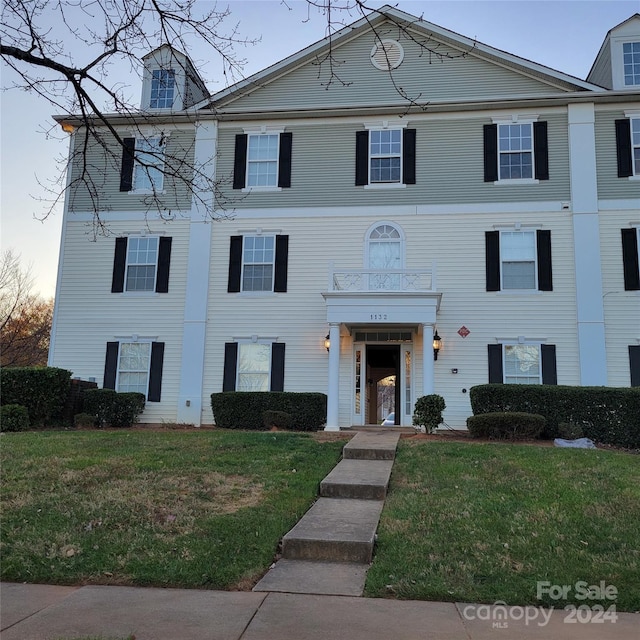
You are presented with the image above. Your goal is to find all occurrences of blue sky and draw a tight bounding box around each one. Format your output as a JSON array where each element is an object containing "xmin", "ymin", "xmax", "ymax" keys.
[{"xmin": 1, "ymin": 0, "xmax": 638, "ymax": 298}]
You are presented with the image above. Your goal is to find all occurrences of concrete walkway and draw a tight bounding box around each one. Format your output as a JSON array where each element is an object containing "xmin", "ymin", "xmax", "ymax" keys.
[
  {"xmin": 253, "ymin": 430, "xmax": 399, "ymax": 595},
  {"xmin": 2, "ymin": 582, "xmax": 638, "ymax": 639}
]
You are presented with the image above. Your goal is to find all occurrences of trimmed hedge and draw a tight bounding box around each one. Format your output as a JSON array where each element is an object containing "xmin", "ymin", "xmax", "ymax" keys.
[
  {"xmin": 467, "ymin": 411, "xmax": 546, "ymax": 440},
  {"xmin": 211, "ymin": 392, "xmax": 327, "ymax": 431},
  {"xmin": 0, "ymin": 404, "xmax": 30, "ymax": 432},
  {"xmin": 470, "ymin": 384, "xmax": 640, "ymax": 448},
  {"xmin": 0, "ymin": 367, "xmax": 71, "ymax": 427},
  {"xmin": 83, "ymin": 389, "xmax": 146, "ymax": 428}
]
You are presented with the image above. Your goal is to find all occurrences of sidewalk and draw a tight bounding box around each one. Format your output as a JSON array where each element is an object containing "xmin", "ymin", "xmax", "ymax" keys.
[{"xmin": 2, "ymin": 582, "xmax": 638, "ymax": 640}]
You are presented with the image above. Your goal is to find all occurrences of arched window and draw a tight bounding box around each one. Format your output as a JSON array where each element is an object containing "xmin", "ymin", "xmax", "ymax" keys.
[{"xmin": 366, "ymin": 222, "xmax": 405, "ymax": 290}]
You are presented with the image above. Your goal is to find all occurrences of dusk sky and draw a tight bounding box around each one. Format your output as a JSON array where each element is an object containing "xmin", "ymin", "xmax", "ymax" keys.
[{"xmin": 1, "ymin": 0, "xmax": 639, "ymax": 298}]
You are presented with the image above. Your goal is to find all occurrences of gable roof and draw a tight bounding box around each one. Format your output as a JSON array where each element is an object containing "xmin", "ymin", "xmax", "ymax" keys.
[{"xmin": 196, "ymin": 4, "xmax": 604, "ymax": 112}]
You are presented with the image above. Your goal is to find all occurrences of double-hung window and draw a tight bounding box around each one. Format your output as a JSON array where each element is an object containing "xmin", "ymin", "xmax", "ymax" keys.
[
  {"xmin": 111, "ymin": 236, "xmax": 172, "ymax": 293},
  {"xmin": 488, "ymin": 342, "xmax": 557, "ymax": 385},
  {"xmin": 355, "ymin": 126, "xmax": 416, "ymax": 186},
  {"xmin": 233, "ymin": 130, "xmax": 292, "ymax": 190},
  {"xmin": 247, "ymin": 134, "xmax": 279, "ymax": 187},
  {"xmin": 150, "ymin": 69, "xmax": 176, "ymax": 108},
  {"xmin": 223, "ymin": 341, "xmax": 286, "ymax": 392},
  {"xmin": 104, "ymin": 340, "xmax": 165, "ymax": 401},
  {"xmin": 125, "ymin": 237, "xmax": 158, "ymax": 292},
  {"xmin": 117, "ymin": 342, "xmax": 152, "ymax": 394},
  {"xmin": 227, "ymin": 235, "xmax": 289, "ymax": 293},
  {"xmin": 484, "ymin": 119, "xmax": 548, "ymax": 182},
  {"xmin": 242, "ymin": 235, "xmax": 275, "ymax": 292},
  {"xmin": 623, "ymin": 42, "xmax": 640, "ymax": 87},
  {"xmin": 500, "ymin": 231, "xmax": 537, "ymax": 290},
  {"xmin": 485, "ymin": 229, "xmax": 552, "ymax": 292},
  {"xmin": 498, "ymin": 124, "xmax": 533, "ymax": 180},
  {"xmin": 370, "ymin": 129, "xmax": 402, "ymax": 183},
  {"xmin": 119, "ymin": 135, "xmax": 166, "ymax": 193},
  {"xmin": 133, "ymin": 137, "xmax": 165, "ymax": 192}
]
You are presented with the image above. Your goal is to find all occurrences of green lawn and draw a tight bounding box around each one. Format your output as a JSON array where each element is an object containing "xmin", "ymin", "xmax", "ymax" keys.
[
  {"xmin": 0, "ymin": 430, "xmax": 344, "ymax": 589},
  {"xmin": 2, "ymin": 431, "xmax": 638, "ymax": 612},
  {"xmin": 366, "ymin": 440, "xmax": 640, "ymax": 611}
]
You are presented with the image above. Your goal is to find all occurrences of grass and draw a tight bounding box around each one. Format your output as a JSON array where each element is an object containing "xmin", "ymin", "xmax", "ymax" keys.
[
  {"xmin": 0, "ymin": 430, "xmax": 344, "ymax": 589},
  {"xmin": 365, "ymin": 440, "xmax": 640, "ymax": 611}
]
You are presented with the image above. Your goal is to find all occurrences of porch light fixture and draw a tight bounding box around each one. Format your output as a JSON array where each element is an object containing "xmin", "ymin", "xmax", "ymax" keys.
[
  {"xmin": 324, "ymin": 334, "xmax": 331, "ymax": 352},
  {"xmin": 433, "ymin": 331, "xmax": 442, "ymax": 361}
]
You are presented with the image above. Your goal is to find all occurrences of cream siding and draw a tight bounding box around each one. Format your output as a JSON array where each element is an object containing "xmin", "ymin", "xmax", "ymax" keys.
[
  {"xmin": 217, "ymin": 24, "xmax": 571, "ymax": 113},
  {"xmin": 600, "ymin": 212, "xmax": 640, "ymax": 386},
  {"xmin": 216, "ymin": 111, "xmax": 570, "ymax": 211},
  {"xmin": 588, "ymin": 43, "xmax": 613, "ymax": 89},
  {"xmin": 201, "ymin": 208, "xmax": 579, "ymax": 428},
  {"xmin": 49, "ymin": 218, "xmax": 191, "ymax": 423},
  {"xmin": 68, "ymin": 128, "xmax": 196, "ymax": 213}
]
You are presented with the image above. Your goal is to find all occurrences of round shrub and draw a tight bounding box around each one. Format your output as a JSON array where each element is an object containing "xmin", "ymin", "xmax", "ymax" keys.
[
  {"xmin": 0, "ymin": 404, "xmax": 30, "ymax": 432},
  {"xmin": 263, "ymin": 410, "xmax": 293, "ymax": 430},
  {"xmin": 467, "ymin": 411, "xmax": 545, "ymax": 440},
  {"xmin": 413, "ymin": 394, "xmax": 446, "ymax": 433},
  {"xmin": 74, "ymin": 412, "xmax": 97, "ymax": 428}
]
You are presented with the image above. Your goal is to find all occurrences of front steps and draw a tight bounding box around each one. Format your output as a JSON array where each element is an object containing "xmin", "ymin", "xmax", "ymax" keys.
[{"xmin": 253, "ymin": 431, "xmax": 400, "ymax": 596}]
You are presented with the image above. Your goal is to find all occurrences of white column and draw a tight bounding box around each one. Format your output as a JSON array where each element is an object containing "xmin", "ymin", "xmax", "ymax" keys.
[
  {"xmin": 422, "ymin": 324, "xmax": 435, "ymax": 396},
  {"xmin": 177, "ymin": 120, "xmax": 217, "ymax": 424},
  {"xmin": 325, "ymin": 323, "xmax": 341, "ymax": 431},
  {"xmin": 568, "ymin": 103, "xmax": 607, "ymax": 385}
]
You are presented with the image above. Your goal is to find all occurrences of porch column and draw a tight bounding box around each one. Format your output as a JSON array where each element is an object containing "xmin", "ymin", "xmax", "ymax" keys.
[
  {"xmin": 325, "ymin": 322, "xmax": 341, "ymax": 431},
  {"xmin": 422, "ymin": 323, "xmax": 435, "ymax": 396}
]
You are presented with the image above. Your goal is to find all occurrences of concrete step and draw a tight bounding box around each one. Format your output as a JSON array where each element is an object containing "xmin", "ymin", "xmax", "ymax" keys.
[
  {"xmin": 342, "ymin": 430, "xmax": 400, "ymax": 460},
  {"xmin": 281, "ymin": 498, "xmax": 383, "ymax": 563},
  {"xmin": 320, "ymin": 459, "xmax": 394, "ymax": 500},
  {"xmin": 253, "ymin": 560, "xmax": 368, "ymax": 596}
]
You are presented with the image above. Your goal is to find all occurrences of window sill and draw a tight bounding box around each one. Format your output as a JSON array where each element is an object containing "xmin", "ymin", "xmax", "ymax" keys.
[
  {"xmin": 364, "ymin": 183, "xmax": 407, "ymax": 190},
  {"xmin": 234, "ymin": 291, "xmax": 278, "ymax": 297},
  {"xmin": 129, "ymin": 189, "xmax": 166, "ymax": 195},
  {"xmin": 493, "ymin": 179, "xmax": 539, "ymax": 186},
  {"xmin": 496, "ymin": 289, "xmax": 544, "ymax": 295},
  {"xmin": 117, "ymin": 291, "xmax": 161, "ymax": 297},
  {"xmin": 241, "ymin": 186, "xmax": 283, "ymax": 193},
  {"xmin": 628, "ymin": 176, "xmax": 640, "ymax": 181}
]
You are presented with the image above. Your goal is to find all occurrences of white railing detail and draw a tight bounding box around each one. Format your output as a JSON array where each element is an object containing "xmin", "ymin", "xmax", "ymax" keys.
[{"xmin": 329, "ymin": 266, "xmax": 436, "ymax": 292}]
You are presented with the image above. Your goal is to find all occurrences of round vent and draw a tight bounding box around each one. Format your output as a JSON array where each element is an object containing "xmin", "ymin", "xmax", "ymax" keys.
[{"xmin": 370, "ymin": 40, "xmax": 404, "ymax": 70}]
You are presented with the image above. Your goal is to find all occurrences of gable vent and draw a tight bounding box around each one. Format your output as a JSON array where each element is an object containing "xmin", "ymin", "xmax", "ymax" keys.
[{"xmin": 370, "ymin": 40, "xmax": 404, "ymax": 70}]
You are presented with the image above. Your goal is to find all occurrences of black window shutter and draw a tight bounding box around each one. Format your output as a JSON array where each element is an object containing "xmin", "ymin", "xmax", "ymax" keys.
[
  {"xmin": 155, "ymin": 237, "xmax": 172, "ymax": 293},
  {"xmin": 111, "ymin": 237, "xmax": 127, "ymax": 293},
  {"xmin": 223, "ymin": 343, "xmax": 238, "ymax": 391},
  {"xmin": 104, "ymin": 342, "xmax": 119, "ymax": 390},
  {"xmin": 233, "ymin": 134, "xmax": 248, "ymax": 189},
  {"xmin": 629, "ymin": 345, "xmax": 640, "ymax": 387},
  {"xmin": 271, "ymin": 343, "xmax": 286, "ymax": 392},
  {"xmin": 483, "ymin": 124, "xmax": 498, "ymax": 182},
  {"xmin": 615, "ymin": 119, "xmax": 633, "ymax": 178},
  {"xmin": 119, "ymin": 138, "xmax": 135, "ymax": 192},
  {"xmin": 485, "ymin": 231, "xmax": 501, "ymax": 291},
  {"xmin": 536, "ymin": 230, "xmax": 553, "ymax": 291},
  {"xmin": 227, "ymin": 236, "xmax": 243, "ymax": 293},
  {"xmin": 278, "ymin": 132, "xmax": 292, "ymax": 188},
  {"xmin": 355, "ymin": 131, "xmax": 369, "ymax": 186},
  {"xmin": 622, "ymin": 228, "xmax": 640, "ymax": 291},
  {"xmin": 488, "ymin": 344, "xmax": 503, "ymax": 383},
  {"xmin": 274, "ymin": 235, "xmax": 289, "ymax": 293},
  {"xmin": 403, "ymin": 128, "xmax": 416, "ymax": 185},
  {"xmin": 541, "ymin": 344, "xmax": 557, "ymax": 385},
  {"xmin": 533, "ymin": 121, "xmax": 549, "ymax": 180},
  {"xmin": 148, "ymin": 342, "xmax": 165, "ymax": 402}
]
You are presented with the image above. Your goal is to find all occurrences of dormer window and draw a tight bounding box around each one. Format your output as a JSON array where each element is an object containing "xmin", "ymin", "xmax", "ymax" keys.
[
  {"xmin": 623, "ymin": 42, "xmax": 640, "ymax": 86},
  {"xmin": 150, "ymin": 69, "xmax": 175, "ymax": 108}
]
